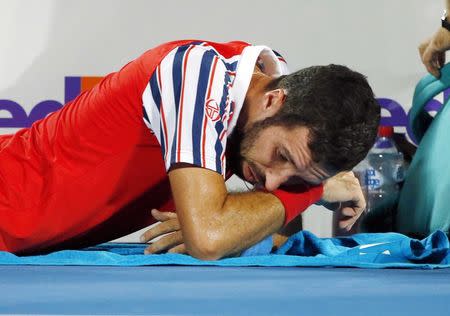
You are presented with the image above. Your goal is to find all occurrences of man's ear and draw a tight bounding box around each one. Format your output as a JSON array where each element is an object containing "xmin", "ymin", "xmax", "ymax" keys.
[{"xmin": 262, "ymin": 89, "xmax": 286, "ymax": 115}]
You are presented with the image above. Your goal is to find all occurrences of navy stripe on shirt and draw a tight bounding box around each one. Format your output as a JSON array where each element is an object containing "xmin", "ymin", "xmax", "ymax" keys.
[
  {"xmin": 170, "ymin": 44, "xmax": 191, "ymax": 165},
  {"xmin": 192, "ymin": 49, "xmax": 217, "ymax": 166},
  {"xmin": 213, "ymin": 71, "xmax": 231, "ymax": 173}
]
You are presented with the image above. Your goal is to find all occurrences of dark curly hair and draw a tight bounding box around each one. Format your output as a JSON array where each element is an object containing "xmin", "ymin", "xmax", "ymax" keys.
[{"xmin": 264, "ymin": 64, "xmax": 380, "ymax": 172}]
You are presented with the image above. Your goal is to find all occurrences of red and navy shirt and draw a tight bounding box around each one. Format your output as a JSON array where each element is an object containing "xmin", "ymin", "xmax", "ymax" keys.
[{"xmin": 142, "ymin": 41, "xmax": 288, "ymax": 177}]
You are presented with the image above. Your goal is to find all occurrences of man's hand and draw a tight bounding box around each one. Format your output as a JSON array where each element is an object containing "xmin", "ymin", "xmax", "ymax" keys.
[
  {"xmin": 419, "ymin": 28, "xmax": 450, "ymax": 78},
  {"xmin": 321, "ymin": 171, "xmax": 366, "ymax": 231},
  {"xmin": 140, "ymin": 209, "xmax": 186, "ymax": 255}
]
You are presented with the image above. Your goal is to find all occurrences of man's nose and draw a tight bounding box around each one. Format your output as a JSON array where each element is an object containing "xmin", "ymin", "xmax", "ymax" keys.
[{"xmin": 264, "ymin": 168, "xmax": 288, "ymax": 192}]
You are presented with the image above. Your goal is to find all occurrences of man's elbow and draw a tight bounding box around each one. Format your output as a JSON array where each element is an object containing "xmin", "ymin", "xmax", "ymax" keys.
[{"xmin": 184, "ymin": 232, "xmax": 224, "ymax": 261}]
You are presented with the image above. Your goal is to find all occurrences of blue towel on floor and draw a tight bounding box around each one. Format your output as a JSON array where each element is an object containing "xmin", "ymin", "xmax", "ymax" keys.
[{"xmin": 0, "ymin": 230, "xmax": 449, "ymax": 269}]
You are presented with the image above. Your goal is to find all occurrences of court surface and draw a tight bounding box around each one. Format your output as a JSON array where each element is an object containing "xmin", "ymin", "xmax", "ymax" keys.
[{"xmin": 1, "ymin": 265, "xmax": 450, "ymax": 315}]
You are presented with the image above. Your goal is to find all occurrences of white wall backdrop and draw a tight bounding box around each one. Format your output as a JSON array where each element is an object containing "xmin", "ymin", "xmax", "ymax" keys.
[{"xmin": 0, "ymin": 0, "xmax": 441, "ymax": 240}]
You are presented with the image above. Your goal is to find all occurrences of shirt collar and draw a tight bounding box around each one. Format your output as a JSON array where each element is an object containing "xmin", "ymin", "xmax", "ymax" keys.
[{"xmin": 228, "ymin": 45, "xmax": 288, "ymax": 134}]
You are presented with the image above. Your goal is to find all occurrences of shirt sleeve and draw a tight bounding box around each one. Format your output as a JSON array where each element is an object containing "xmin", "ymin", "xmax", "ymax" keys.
[{"xmin": 146, "ymin": 44, "xmax": 232, "ymax": 177}]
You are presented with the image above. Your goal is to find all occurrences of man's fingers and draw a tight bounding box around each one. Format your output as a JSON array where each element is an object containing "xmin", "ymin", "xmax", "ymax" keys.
[
  {"xmin": 349, "ymin": 178, "xmax": 366, "ymax": 215},
  {"xmin": 422, "ymin": 46, "xmax": 441, "ymax": 78},
  {"xmin": 427, "ymin": 61, "xmax": 441, "ymax": 78},
  {"xmin": 151, "ymin": 209, "xmax": 177, "ymax": 221},
  {"xmin": 438, "ymin": 52, "xmax": 446, "ymax": 68},
  {"xmin": 338, "ymin": 216, "xmax": 356, "ymax": 231},
  {"xmin": 338, "ymin": 186, "xmax": 365, "ymax": 217},
  {"xmin": 168, "ymin": 244, "xmax": 187, "ymax": 254},
  {"xmin": 418, "ymin": 40, "xmax": 429, "ymax": 60},
  {"xmin": 353, "ymin": 196, "xmax": 366, "ymax": 217},
  {"xmin": 140, "ymin": 219, "xmax": 180, "ymax": 243},
  {"xmin": 144, "ymin": 231, "xmax": 183, "ymax": 254},
  {"xmin": 338, "ymin": 206, "xmax": 364, "ymax": 231},
  {"xmin": 142, "ymin": 209, "xmax": 184, "ymax": 254},
  {"xmin": 340, "ymin": 206, "xmax": 356, "ymax": 218}
]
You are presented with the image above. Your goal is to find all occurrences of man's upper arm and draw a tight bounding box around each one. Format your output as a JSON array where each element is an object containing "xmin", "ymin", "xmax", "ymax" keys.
[{"xmin": 168, "ymin": 165, "xmax": 228, "ymax": 252}]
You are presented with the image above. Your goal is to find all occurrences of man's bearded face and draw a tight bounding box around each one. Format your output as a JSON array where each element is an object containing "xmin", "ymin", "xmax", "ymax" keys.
[{"xmin": 227, "ymin": 122, "xmax": 330, "ymax": 192}]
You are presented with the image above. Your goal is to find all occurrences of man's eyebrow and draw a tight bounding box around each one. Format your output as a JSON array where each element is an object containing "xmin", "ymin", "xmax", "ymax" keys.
[
  {"xmin": 283, "ymin": 146, "xmax": 325, "ymax": 183},
  {"xmin": 282, "ymin": 147, "xmax": 300, "ymax": 169}
]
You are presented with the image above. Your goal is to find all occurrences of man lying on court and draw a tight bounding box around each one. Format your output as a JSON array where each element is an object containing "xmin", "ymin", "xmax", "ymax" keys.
[{"xmin": 0, "ymin": 40, "xmax": 380, "ymax": 259}]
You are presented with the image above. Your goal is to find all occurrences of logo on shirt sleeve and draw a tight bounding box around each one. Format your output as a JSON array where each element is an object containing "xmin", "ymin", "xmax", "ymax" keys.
[{"xmin": 205, "ymin": 99, "xmax": 220, "ymax": 122}]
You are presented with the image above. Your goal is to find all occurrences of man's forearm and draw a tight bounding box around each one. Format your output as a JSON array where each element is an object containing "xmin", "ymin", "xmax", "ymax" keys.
[
  {"xmin": 168, "ymin": 166, "xmax": 324, "ymax": 260},
  {"xmin": 202, "ymin": 191, "xmax": 285, "ymax": 258},
  {"xmin": 169, "ymin": 166, "xmax": 287, "ymax": 260},
  {"xmin": 177, "ymin": 189, "xmax": 285, "ymax": 260}
]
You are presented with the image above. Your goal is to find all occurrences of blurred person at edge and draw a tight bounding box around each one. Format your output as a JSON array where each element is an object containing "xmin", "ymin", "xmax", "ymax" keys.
[
  {"xmin": 0, "ymin": 40, "xmax": 379, "ymax": 259},
  {"xmin": 420, "ymin": 0, "xmax": 450, "ymax": 77}
]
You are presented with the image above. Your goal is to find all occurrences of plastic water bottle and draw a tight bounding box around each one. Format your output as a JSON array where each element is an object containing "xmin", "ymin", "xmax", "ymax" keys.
[{"xmin": 356, "ymin": 126, "xmax": 405, "ymax": 232}]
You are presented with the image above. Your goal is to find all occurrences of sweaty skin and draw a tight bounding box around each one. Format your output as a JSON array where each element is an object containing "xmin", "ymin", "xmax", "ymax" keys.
[
  {"xmin": 167, "ymin": 166, "xmax": 285, "ymax": 260},
  {"xmin": 141, "ymin": 171, "xmax": 365, "ymax": 256}
]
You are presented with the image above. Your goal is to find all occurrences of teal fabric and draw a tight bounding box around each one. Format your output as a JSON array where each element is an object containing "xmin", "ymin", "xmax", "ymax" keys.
[
  {"xmin": 396, "ymin": 64, "xmax": 450, "ymax": 236},
  {"xmin": 0, "ymin": 230, "xmax": 449, "ymax": 269}
]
